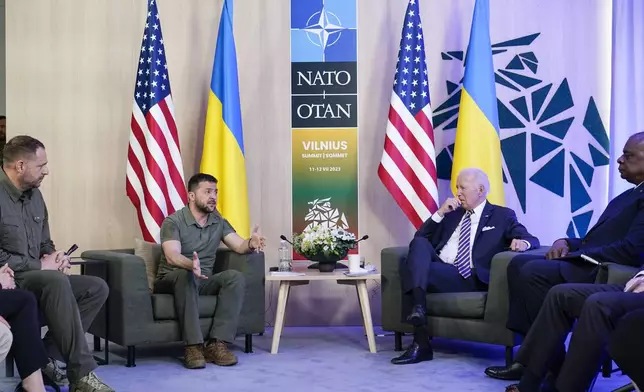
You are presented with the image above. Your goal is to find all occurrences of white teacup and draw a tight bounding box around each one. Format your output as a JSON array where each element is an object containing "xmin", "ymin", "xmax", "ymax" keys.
[{"xmin": 348, "ymin": 254, "xmax": 361, "ymax": 272}]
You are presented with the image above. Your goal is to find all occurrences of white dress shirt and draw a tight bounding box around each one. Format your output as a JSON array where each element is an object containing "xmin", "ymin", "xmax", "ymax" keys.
[{"xmin": 431, "ymin": 201, "xmax": 487, "ymax": 267}]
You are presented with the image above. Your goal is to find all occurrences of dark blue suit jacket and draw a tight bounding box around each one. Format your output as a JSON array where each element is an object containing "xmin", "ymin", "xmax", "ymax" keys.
[
  {"xmin": 415, "ymin": 202, "xmax": 539, "ymax": 284},
  {"xmin": 562, "ymin": 187, "xmax": 644, "ymax": 273}
]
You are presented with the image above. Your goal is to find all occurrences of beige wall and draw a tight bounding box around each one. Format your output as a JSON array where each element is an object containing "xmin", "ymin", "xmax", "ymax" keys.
[{"xmin": 5, "ymin": 0, "xmax": 452, "ymax": 326}]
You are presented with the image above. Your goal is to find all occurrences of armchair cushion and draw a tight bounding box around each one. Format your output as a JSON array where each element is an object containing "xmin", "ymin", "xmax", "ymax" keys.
[
  {"xmin": 427, "ymin": 292, "xmax": 487, "ymax": 319},
  {"xmin": 134, "ymin": 239, "xmax": 162, "ymax": 292},
  {"xmin": 151, "ymin": 294, "xmax": 218, "ymax": 320}
]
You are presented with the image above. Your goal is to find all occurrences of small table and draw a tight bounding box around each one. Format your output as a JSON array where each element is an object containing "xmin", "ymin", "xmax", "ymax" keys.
[
  {"xmin": 266, "ymin": 268, "xmax": 381, "ymax": 354},
  {"xmin": 71, "ymin": 258, "xmax": 109, "ymax": 365}
]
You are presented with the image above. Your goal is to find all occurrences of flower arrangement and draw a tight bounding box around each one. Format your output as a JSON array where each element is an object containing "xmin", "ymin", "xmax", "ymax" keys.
[{"xmin": 293, "ymin": 225, "xmax": 357, "ymax": 260}]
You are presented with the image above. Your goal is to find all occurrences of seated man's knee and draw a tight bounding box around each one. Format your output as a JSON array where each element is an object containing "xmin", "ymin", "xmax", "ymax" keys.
[
  {"xmin": 408, "ymin": 237, "xmax": 429, "ymax": 252},
  {"xmin": 42, "ymin": 271, "xmax": 73, "ymax": 293},
  {"xmin": 222, "ymin": 270, "xmax": 245, "ymax": 290},
  {"xmin": 517, "ymin": 259, "xmax": 550, "ymax": 281},
  {"xmin": 86, "ymin": 276, "xmax": 109, "ymax": 302},
  {"xmin": 581, "ymin": 292, "xmax": 615, "ymax": 317}
]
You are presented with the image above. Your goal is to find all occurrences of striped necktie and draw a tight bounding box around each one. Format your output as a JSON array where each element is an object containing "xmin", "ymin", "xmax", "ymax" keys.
[{"xmin": 454, "ymin": 210, "xmax": 473, "ymax": 279}]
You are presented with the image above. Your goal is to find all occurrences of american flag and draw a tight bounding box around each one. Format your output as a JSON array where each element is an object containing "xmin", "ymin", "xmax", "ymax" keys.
[
  {"xmin": 126, "ymin": 0, "xmax": 187, "ymax": 243},
  {"xmin": 378, "ymin": 0, "xmax": 438, "ymax": 229}
]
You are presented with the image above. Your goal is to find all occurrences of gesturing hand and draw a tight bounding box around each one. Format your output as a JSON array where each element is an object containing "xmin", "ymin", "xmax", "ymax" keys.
[
  {"xmin": 249, "ymin": 224, "xmax": 266, "ymax": 252},
  {"xmin": 0, "ymin": 265, "xmax": 15, "ymax": 289},
  {"xmin": 546, "ymin": 239, "xmax": 570, "ymax": 260},
  {"xmin": 192, "ymin": 251, "xmax": 208, "ymax": 280}
]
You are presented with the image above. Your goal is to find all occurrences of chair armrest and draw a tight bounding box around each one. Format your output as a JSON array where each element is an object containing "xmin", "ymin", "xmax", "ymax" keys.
[
  {"xmin": 595, "ymin": 262, "xmax": 640, "ymax": 285},
  {"xmin": 484, "ymin": 247, "xmax": 549, "ymax": 324},
  {"xmin": 80, "ymin": 250, "xmax": 155, "ymax": 345},
  {"xmin": 380, "ymin": 247, "xmax": 408, "ymax": 331},
  {"xmin": 214, "ymin": 249, "xmax": 265, "ymax": 334}
]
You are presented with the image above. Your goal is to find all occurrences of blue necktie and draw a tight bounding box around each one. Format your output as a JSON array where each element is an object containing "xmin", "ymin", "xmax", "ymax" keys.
[{"xmin": 454, "ymin": 210, "xmax": 473, "ymax": 279}]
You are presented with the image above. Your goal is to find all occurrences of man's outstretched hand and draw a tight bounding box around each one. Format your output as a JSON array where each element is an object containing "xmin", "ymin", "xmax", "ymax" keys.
[{"xmin": 192, "ymin": 251, "xmax": 208, "ymax": 280}]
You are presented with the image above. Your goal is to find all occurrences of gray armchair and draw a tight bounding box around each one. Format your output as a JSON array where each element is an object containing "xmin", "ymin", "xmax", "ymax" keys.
[
  {"xmin": 80, "ymin": 248, "xmax": 265, "ymax": 367},
  {"xmin": 382, "ymin": 245, "xmax": 641, "ymax": 368},
  {"xmin": 381, "ymin": 246, "xmax": 549, "ymax": 365}
]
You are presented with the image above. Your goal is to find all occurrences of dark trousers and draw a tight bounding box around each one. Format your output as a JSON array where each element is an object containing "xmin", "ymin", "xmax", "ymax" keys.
[
  {"xmin": 609, "ymin": 309, "xmax": 644, "ymax": 388},
  {"xmin": 15, "ymin": 271, "xmax": 109, "ymax": 383},
  {"xmin": 400, "ymin": 237, "xmax": 486, "ymax": 319},
  {"xmin": 154, "ymin": 268, "xmax": 245, "ymax": 345},
  {"xmin": 0, "ymin": 289, "xmax": 48, "ymax": 379},
  {"xmin": 506, "ymin": 257, "xmax": 596, "ymax": 336},
  {"xmin": 515, "ymin": 283, "xmax": 644, "ymax": 392}
]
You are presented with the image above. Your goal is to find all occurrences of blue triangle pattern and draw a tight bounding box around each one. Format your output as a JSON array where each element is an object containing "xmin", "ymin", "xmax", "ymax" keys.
[
  {"xmin": 573, "ymin": 210, "xmax": 594, "ymax": 237},
  {"xmin": 503, "ymin": 170, "xmax": 508, "ymax": 184},
  {"xmin": 433, "ymin": 108, "xmax": 459, "ymax": 129},
  {"xmin": 441, "ymin": 52, "xmax": 452, "ymax": 60},
  {"xmin": 448, "ymin": 143, "xmax": 455, "ymax": 155},
  {"xmin": 529, "ymin": 149, "xmax": 565, "ymax": 197},
  {"xmin": 507, "ymin": 55, "xmax": 524, "ymax": 70},
  {"xmin": 436, "ymin": 148, "xmax": 453, "ymax": 180},
  {"xmin": 570, "ymin": 164, "xmax": 592, "ymax": 213},
  {"xmin": 583, "ymin": 97, "xmax": 610, "ymax": 152},
  {"xmin": 510, "ymin": 96, "xmax": 530, "ymax": 121},
  {"xmin": 502, "ymin": 133, "xmax": 527, "ymax": 212},
  {"xmin": 498, "ymin": 99, "xmax": 525, "ymax": 129},
  {"xmin": 589, "ymin": 144, "xmax": 610, "ymax": 167},
  {"xmin": 540, "ymin": 117, "xmax": 574, "ymax": 140},
  {"xmin": 447, "ymin": 51, "xmax": 464, "ymax": 60},
  {"xmin": 495, "ymin": 73, "xmax": 520, "ymax": 92},
  {"xmin": 446, "ymin": 81, "xmax": 459, "ymax": 95},
  {"xmin": 531, "ymin": 84, "xmax": 552, "ymax": 120},
  {"xmin": 492, "ymin": 49, "xmax": 507, "ymax": 55},
  {"xmin": 498, "ymin": 69, "xmax": 542, "ymax": 89},
  {"xmin": 492, "ymin": 33, "xmax": 541, "ymax": 48},
  {"xmin": 523, "ymin": 59, "xmax": 538, "ymax": 74},
  {"xmin": 444, "ymin": 118, "xmax": 458, "ymax": 130},
  {"xmin": 571, "ymin": 152, "xmax": 594, "ymax": 186},
  {"xmin": 520, "ymin": 52, "xmax": 538, "ymax": 63},
  {"xmin": 566, "ymin": 221, "xmax": 576, "ymax": 238},
  {"xmin": 435, "ymin": 89, "xmax": 461, "ymax": 112},
  {"xmin": 531, "ymin": 134, "xmax": 562, "ymax": 161},
  {"xmin": 538, "ymin": 79, "xmax": 574, "ymax": 125}
]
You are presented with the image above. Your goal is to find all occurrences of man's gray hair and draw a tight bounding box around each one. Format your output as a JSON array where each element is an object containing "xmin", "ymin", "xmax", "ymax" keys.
[{"xmin": 458, "ymin": 168, "xmax": 490, "ymax": 195}]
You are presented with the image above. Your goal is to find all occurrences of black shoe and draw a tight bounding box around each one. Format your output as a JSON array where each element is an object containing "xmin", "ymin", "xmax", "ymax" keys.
[
  {"xmin": 406, "ymin": 305, "xmax": 427, "ymax": 325},
  {"xmin": 485, "ymin": 362, "xmax": 525, "ymax": 380},
  {"xmin": 390, "ymin": 341, "xmax": 433, "ymax": 365}
]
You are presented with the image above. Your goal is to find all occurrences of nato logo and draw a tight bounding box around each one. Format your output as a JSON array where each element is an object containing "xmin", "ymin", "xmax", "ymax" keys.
[{"xmin": 291, "ymin": 0, "xmax": 357, "ymax": 62}]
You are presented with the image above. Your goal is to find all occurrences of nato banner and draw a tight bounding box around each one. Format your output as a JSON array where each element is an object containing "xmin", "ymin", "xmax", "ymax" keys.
[{"xmin": 290, "ymin": 0, "xmax": 359, "ymax": 260}]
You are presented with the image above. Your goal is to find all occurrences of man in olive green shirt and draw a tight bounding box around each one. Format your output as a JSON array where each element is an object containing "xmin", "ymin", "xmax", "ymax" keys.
[
  {"xmin": 0, "ymin": 136, "xmax": 113, "ymax": 392},
  {"xmin": 154, "ymin": 173, "xmax": 266, "ymax": 369}
]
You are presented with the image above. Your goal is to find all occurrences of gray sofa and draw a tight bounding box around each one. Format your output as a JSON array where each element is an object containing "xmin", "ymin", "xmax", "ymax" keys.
[
  {"xmin": 381, "ymin": 246, "xmax": 550, "ymax": 365},
  {"xmin": 80, "ymin": 248, "xmax": 265, "ymax": 367},
  {"xmin": 382, "ymin": 244, "xmax": 641, "ymax": 368}
]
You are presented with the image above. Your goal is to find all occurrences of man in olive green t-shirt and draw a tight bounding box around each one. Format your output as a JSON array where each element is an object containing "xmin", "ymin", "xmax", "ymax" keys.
[{"xmin": 154, "ymin": 173, "xmax": 265, "ymax": 370}]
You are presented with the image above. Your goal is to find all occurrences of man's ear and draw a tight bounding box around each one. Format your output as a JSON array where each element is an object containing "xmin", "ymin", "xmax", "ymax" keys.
[{"xmin": 14, "ymin": 160, "xmax": 24, "ymax": 174}]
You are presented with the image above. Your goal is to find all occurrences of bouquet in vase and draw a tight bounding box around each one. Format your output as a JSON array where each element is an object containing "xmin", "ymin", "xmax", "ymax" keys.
[{"xmin": 292, "ymin": 225, "xmax": 357, "ymax": 262}]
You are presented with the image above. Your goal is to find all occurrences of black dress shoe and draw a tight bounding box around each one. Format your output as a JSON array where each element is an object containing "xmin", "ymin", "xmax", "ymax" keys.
[
  {"xmin": 485, "ymin": 362, "xmax": 525, "ymax": 380},
  {"xmin": 406, "ymin": 305, "xmax": 427, "ymax": 325},
  {"xmin": 390, "ymin": 341, "xmax": 433, "ymax": 365}
]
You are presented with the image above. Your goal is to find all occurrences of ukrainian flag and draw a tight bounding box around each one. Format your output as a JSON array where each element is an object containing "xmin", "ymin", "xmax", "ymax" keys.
[
  {"xmin": 200, "ymin": 0, "xmax": 250, "ymax": 237},
  {"xmin": 451, "ymin": 0, "xmax": 505, "ymax": 206}
]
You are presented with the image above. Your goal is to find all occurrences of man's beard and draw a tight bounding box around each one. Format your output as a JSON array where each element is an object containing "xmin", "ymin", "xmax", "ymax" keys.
[{"xmin": 195, "ymin": 200, "xmax": 216, "ymax": 214}]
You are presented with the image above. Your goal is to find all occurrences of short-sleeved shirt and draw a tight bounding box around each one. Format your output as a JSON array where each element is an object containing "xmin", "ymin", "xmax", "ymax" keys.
[
  {"xmin": 0, "ymin": 169, "xmax": 56, "ymax": 272},
  {"xmin": 156, "ymin": 206, "xmax": 235, "ymax": 279}
]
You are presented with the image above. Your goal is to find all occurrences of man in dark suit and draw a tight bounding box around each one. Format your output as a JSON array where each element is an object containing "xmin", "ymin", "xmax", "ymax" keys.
[
  {"xmin": 503, "ymin": 270, "xmax": 644, "ymax": 392},
  {"xmin": 486, "ymin": 132, "xmax": 644, "ymax": 381},
  {"xmin": 391, "ymin": 168, "xmax": 539, "ymax": 365}
]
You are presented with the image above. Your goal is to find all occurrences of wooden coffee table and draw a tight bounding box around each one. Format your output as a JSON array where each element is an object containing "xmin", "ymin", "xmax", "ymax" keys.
[{"xmin": 266, "ymin": 268, "xmax": 381, "ymax": 354}]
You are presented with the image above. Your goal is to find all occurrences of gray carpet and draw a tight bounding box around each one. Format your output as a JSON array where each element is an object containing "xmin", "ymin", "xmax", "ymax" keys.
[{"xmin": 0, "ymin": 327, "xmax": 633, "ymax": 391}]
